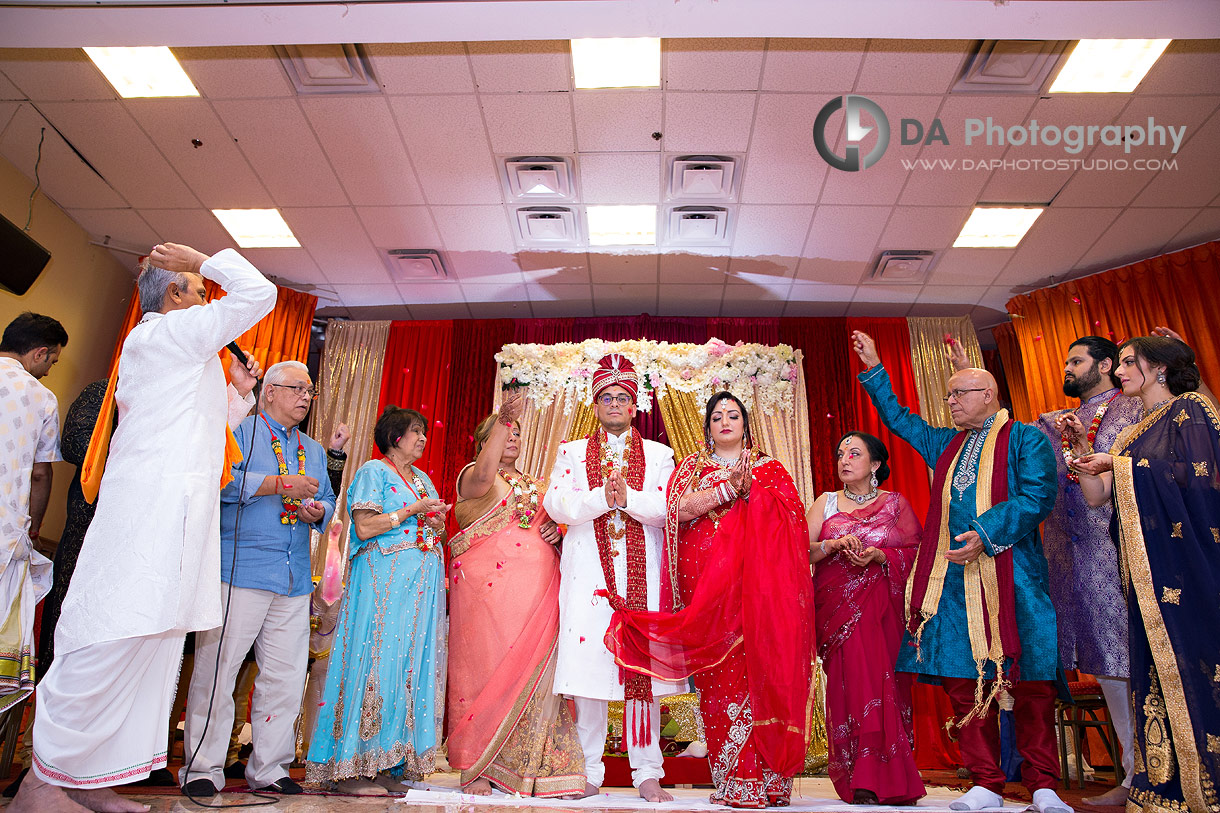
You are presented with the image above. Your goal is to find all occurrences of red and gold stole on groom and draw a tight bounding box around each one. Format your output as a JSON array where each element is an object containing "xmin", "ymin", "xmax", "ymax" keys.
[
  {"xmin": 906, "ymin": 408, "xmax": 1021, "ymax": 729},
  {"xmin": 587, "ymin": 426, "xmax": 656, "ymax": 744}
]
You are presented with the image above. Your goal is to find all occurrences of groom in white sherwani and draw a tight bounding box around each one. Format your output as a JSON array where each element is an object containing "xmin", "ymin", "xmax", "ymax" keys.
[{"xmin": 543, "ymin": 353, "xmax": 679, "ymax": 803}]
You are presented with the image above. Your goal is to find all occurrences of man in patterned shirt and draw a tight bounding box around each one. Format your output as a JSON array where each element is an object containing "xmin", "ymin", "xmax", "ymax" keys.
[{"xmin": 0, "ymin": 312, "xmax": 67, "ymax": 707}]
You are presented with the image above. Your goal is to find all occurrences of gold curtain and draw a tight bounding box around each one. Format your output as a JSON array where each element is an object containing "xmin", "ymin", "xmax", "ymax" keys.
[
  {"xmin": 906, "ymin": 316, "xmax": 985, "ymax": 429},
  {"xmin": 307, "ymin": 319, "xmax": 391, "ymax": 579},
  {"xmin": 493, "ymin": 386, "xmax": 581, "ymax": 482},
  {"xmin": 655, "ymin": 389, "xmax": 704, "ymax": 461},
  {"xmin": 565, "ymin": 400, "xmax": 599, "ymax": 444}
]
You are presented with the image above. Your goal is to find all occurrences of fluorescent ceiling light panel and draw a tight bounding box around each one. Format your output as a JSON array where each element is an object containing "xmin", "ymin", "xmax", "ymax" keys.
[
  {"xmin": 571, "ymin": 38, "xmax": 661, "ymax": 89},
  {"xmin": 212, "ymin": 209, "xmax": 300, "ymax": 248},
  {"xmin": 587, "ymin": 205, "xmax": 657, "ymax": 246},
  {"xmin": 1048, "ymin": 39, "xmax": 1171, "ymax": 93},
  {"xmin": 953, "ymin": 207, "xmax": 1044, "ymax": 248},
  {"xmin": 84, "ymin": 46, "xmax": 200, "ymax": 98}
]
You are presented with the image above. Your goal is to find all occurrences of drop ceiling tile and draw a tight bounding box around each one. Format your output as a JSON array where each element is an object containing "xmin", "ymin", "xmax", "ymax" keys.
[
  {"xmin": 530, "ymin": 288, "xmax": 595, "ymax": 317},
  {"xmin": 853, "ymin": 283, "xmax": 922, "ymax": 305},
  {"xmin": 174, "ymin": 46, "xmax": 294, "ymax": 99},
  {"xmin": 1136, "ymin": 39, "xmax": 1220, "ymax": 97},
  {"xmin": 468, "ymin": 300, "xmax": 532, "ymax": 318},
  {"xmin": 520, "ymin": 251, "xmax": 591, "ymax": 284},
  {"xmin": 480, "ymin": 93, "xmax": 575, "ymax": 155},
  {"xmin": 314, "ymin": 306, "xmax": 352, "ymax": 320},
  {"xmin": 1054, "ymin": 96, "xmax": 1219, "ymax": 209},
  {"xmin": 430, "ymin": 204, "xmax": 514, "ymax": 253},
  {"xmin": 300, "ymin": 96, "xmax": 424, "ymax": 206},
  {"xmin": 138, "ymin": 208, "xmax": 237, "ymax": 251},
  {"xmin": 592, "ymin": 283, "xmax": 657, "ymax": 316},
  {"xmin": 976, "ymin": 288, "xmax": 1015, "ymax": 315},
  {"xmin": 344, "ymin": 304, "xmax": 413, "ymax": 320},
  {"xmin": 663, "ymin": 92, "xmax": 755, "ymax": 154},
  {"xmin": 788, "ymin": 281, "xmax": 859, "ymax": 301},
  {"xmin": 0, "ymin": 71, "xmax": 23, "ymax": 100},
  {"xmin": 925, "ymin": 248, "xmax": 1013, "ymax": 286},
  {"xmin": 855, "ymin": 39, "xmax": 972, "ymax": 95},
  {"xmin": 397, "ymin": 280, "xmax": 466, "ymax": 304},
  {"xmin": 1074, "ymin": 207, "xmax": 1201, "ymax": 271},
  {"xmin": 915, "ymin": 285, "xmax": 988, "ymax": 306},
  {"xmin": 659, "ymin": 251, "xmax": 730, "ymax": 284},
  {"xmin": 37, "ymin": 101, "xmax": 197, "ymax": 208},
  {"xmin": 213, "ymin": 99, "xmax": 347, "ymax": 207},
  {"xmin": 573, "ymin": 90, "xmax": 662, "ymax": 153},
  {"xmin": 783, "ymin": 297, "xmax": 851, "ymax": 318},
  {"xmin": 793, "ymin": 258, "xmax": 869, "ymax": 286},
  {"xmin": 847, "ymin": 300, "xmax": 914, "ymax": 317},
  {"xmin": 462, "ymin": 280, "xmax": 531, "ymax": 302},
  {"xmin": 356, "ymin": 206, "xmax": 441, "ymax": 249},
  {"xmin": 64, "ymin": 208, "xmax": 158, "ymax": 248},
  {"xmin": 331, "ymin": 283, "xmax": 403, "ymax": 308},
  {"xmin": 877, "ymin": 206, "xmax": 972, "ymax": 251},
  {"xmin": 665, "ymin": 38, "xmax": 765, "ymax": 91},
  {"xmin": 124, "ymin": 98, "xmax": 272, "ymax": 209},
  {"xmin": 1166, "ymin": 207, "xmax": 1220, "ymax": 251},
  {"xmin": 658, "ymin": 283, "xmax": 724, "ymax": 317},
  {"xmin": 801, "ymin": 205, "xmax": 891, "ymax": 267},
  {"xmin": 238, "ymin": 247, "xmax": 327, "ymax": 286},
  {"xmin": 366, "ymin": 42, "xmax": 475, "ymax": 94},
  {"xmin": 0, "ymin": 104, "xmax": 127, "ymax": 209},
  {"xmin": 0, "ymin": 102, "xmax": 15, "ymax": 135},
  {"xmin": 580, "ymin": 152, "xmax": 662, "ymax": 204},
  {"xmin": 993, "ymin": 207, "xmax": 1121, "ymax": 285},
  {"xmin": 446, "ymin": 251, "xmax": 523, "ymax": 284},
  {"xmin": 388, "ymin": 95, "xmax": 501, "ymax": 205},
  {"xmin": 723, "ymin": 283, "xmax": 790, "ymax": 317},
  {"xmin": 739, "ymin": 94, "xmax": 826, "ymax": 204},
  {"xmin": 728, "ymin": 254, "xmax": 799, "ymax": 280},
  {"xmin": 725, "ymin": 277, "xmax": 791, "ymax": 302},
  {"xmin": 760, "ymin": 39, "xmax": 866, "ymax": 93},
  {"xmin": 898, "ymin": 95, "xmax": 1037, "ymax": 207},
  {"xmin": 528, "ymin": 281, "xmax": 592, "ymax": 303},
  {"xmin": 468, "ymin": 41, "xmax": 570, "ymax": 93},
  {"xmin": 281, "ymin": 206, "xmax": 390, "ymax": 285},
  {"xmin": 1130, "ymin": 108, "xmax": 1220, "ymax": 209},
  {"xmin": 818, "ymin": 95, "xmax": 943, "ymax": 207},
  {"xmin": 731, "ymin": 204, "xmax": 814, "ymax": 258},
  {"xmin": 401, "ymin": 301, "xmax": 472, "ymax": 319},
  {"xmin": 0, "ymin": 49, "xmax": 116, "ymax": 101},
  {"xmin": 589, "ymin": 252, "xmax": 658, "ymax": 284}
]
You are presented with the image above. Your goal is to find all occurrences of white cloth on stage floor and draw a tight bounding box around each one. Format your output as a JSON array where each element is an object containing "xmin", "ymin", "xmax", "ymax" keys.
[
  {"xmin": 32, "ymin": 631, "xmax": 183, "ymax": 787},
  {"xmin": 180, "ymin": 585, "xmax": 309, "ymax": 790}
]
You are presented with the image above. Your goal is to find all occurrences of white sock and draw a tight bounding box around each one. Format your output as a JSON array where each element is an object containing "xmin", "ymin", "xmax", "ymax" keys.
[
  {"xmin": 1031, "ymin": 787, "xmax": 1073, "ymax": 813},
  {"xmin": 949, "ymin": 785, "xmax": 1005, "ymax": 810}
]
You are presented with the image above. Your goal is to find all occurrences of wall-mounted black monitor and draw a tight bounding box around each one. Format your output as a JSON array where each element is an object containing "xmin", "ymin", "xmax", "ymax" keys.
[{"xmin": 0, "ymin": 212, "xmax": 52, "ymax": 296}]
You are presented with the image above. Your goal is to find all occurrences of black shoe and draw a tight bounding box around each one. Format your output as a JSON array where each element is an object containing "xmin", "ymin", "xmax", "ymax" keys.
[
  {"xmin": 256, "ymin": 777, "xmax": 303, "ymax": 795},
  {"xmin": 224, "ymin": 761, "xmax": 246, "ymax": 780},
  {"xmin": 182, "ymin": 778, "xmax": 218, "ymax": 798},
  {"xmin": 132, "ymin": 768, "xmax": 177, "ymax": 787}
]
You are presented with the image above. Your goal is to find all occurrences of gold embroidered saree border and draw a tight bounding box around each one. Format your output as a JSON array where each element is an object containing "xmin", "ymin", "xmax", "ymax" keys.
[{"xmin": 1114, "ymin": 453, "xmax": 1208, "ymax": 813}]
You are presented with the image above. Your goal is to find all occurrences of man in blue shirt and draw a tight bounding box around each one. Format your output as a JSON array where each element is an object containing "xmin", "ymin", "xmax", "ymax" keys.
[{"xmin": 179, "ymin": 360, "xmax": 335, "ymax": 797}]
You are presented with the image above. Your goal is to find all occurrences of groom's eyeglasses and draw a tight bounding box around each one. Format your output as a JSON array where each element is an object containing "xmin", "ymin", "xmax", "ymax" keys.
[{"xmin": 597, "ymin": 394, "xmax": 633, "ymax": 406}]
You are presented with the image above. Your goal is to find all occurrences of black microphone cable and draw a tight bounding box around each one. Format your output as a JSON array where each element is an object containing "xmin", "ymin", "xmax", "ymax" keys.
[{"xmin": 181, "ymin": 351, "xmax": 278, "ymax": 809}]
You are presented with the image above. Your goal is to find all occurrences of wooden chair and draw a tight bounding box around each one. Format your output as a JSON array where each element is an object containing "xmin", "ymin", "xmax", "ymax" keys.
[{"xmin": 1055, "ymin": 678, "xmax": 1123, "ymax": 790}]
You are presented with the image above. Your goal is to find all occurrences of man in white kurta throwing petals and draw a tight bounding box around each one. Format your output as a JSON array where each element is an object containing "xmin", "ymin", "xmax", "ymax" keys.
[
  {"xmin": 543, "ymin": 354, "xmax": 680, "ymax": 802},
  {"xmin": 11, "ymin": 243, "xmax": 276, "ymax": 813}
]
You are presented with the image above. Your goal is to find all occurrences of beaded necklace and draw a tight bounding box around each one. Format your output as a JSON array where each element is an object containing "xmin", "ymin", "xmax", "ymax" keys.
[
  {"xmin": 498, "ymin": 468, "xmax": 539, "ymax": 529},
  {"xmin": 384, "ymin": 457, "xmax": 440, "ymax": 552},
  {"xmin": 1062, "ymin": 391, "xmax": 1121, "ymax": 483},
  {"xmin": 261, "ymin": 413, "xmax": 306, "ymax": 524}
]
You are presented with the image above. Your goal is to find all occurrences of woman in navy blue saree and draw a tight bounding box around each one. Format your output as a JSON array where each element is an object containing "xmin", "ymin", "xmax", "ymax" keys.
[{"xmin": 1071, "ymin": 335, "xmax": 1220, "ymax": 813}]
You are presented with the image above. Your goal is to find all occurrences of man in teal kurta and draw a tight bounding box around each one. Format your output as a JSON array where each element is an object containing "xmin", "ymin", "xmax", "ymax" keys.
[{"xmin": 851, "ymin": 331, "xmax": 1070, "ymax": 813}]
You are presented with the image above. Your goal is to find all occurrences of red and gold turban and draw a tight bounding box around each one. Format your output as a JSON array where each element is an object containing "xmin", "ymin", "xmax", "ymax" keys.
[{"xmin": 591, "ymin": 353, "xmax": 638, "ymax": 400}]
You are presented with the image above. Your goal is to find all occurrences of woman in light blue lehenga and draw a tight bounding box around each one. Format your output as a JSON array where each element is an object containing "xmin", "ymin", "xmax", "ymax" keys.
[{"xmin": 306, "ymin": 406, "xmax": 450, "ymax": 795}]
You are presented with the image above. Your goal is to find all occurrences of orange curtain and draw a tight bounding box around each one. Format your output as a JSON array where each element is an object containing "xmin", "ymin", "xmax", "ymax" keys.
[
  {"xmin": 80, "ymin": 280, "xmax": 317, "ymax": 502},
  {"xmin": 1005, "ymin": 240, "xmax": 1220, "ymax": 423},
  {"xmin": 992, "ymin": 321, "xmax": 1033, "ymax": 422}
]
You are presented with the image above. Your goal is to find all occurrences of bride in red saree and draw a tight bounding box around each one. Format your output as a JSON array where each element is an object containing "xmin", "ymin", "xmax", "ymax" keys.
[
  {"xmin": 606, "ymin": 392, "xmax": 814, "ymax": 808},
  {"xmin": 809, "ymin": 432, "xmax": 924, "ymax": 806},
  {"xmin": 446, "ymin": 394, "xmax": 588, "ymax": 798}
]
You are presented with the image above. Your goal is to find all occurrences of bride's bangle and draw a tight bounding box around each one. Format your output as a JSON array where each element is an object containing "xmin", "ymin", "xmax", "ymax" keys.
[{"xmin": 820, "ymin": 539, "xmax": 830, "ymax": 556}]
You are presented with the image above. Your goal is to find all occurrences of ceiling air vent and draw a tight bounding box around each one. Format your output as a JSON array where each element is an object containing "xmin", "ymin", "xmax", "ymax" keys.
[
  {"xmin": 953, "ymin": 40, "xmax": 1070, "ymax": 95},
  {"xmin": 668, "ymin": 156, "xmax": 738, "ymax": 201},
  {"xmin": 502, "ymin": 157, "xmax": 577, "ymax": 202},
  {"xmin": 665, "ymin": 206, "xmax": 731, "ymax": 247},
  {"xmin": 867, "ymin": 250, "xmax": 935, "ymax": 283},
  {"xmin": 515, "ymin": 206, "xmax": 581, "ymax": 247},
  {"xmin": 382, "ymin": 249, "xmax": 447, "ymax": 280},
  {"xmin": 274, "ymin": 44, "xmax": 380, "ymax": 95}
]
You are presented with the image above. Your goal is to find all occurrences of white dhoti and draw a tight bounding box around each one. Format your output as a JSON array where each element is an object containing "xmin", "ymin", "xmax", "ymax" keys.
[
  {"xmin": 32, "ymin": 632, "xmax": 184, "ymax": 788},
  {"xmin": 0, "ymin": 548, "xmax": 52, "ymax": 714}
]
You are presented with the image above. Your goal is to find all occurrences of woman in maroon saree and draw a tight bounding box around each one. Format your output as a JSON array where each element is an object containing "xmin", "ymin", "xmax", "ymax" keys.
[
  {"xmin": 809, "ymin": 432, "xmax": 925, "ymax": 806},
  {"xmin": 606, "ymin": 391, "xmax": 814, "ymax": 809}
]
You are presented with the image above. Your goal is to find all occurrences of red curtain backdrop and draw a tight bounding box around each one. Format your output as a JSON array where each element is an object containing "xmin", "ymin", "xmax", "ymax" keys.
[
  {"xmin": 778, "ymin": 317, "xmax": 853, "ymax": 498},
  {"xmin": 375, "ymin": 320, "xmax": 454, "ymax": 489},
  {"xmin": 441, "ymin": 319, "xmax": 514, "ymax": 502}
]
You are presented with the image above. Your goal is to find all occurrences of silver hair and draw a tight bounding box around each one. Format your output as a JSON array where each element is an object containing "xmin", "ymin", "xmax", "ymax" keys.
[
  {"xmin": 137, "ymin": 258, "xmax": 194, "ymax": 314},
  {"xmin": 264, "ymin": 360, "xmax": 310, "ymax": 386}
]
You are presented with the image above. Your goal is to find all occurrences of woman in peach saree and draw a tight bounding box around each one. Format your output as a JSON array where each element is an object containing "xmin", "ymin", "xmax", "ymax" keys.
[{"xmin": 446, "ymin": 394, "xmax": 588, "ymax": 798}]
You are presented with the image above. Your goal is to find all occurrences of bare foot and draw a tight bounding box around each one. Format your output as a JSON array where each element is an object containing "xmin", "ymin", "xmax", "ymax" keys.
[
  {"xmin": 9, "ymin": 773, "xmax": 92, "ymax": 813},
  {"xmin": 1082, "ymin": 784, "xmax": 1130, "ymax": 808},
  {"xmin": 336, "ymin": 777, "xmax": 389, "ymax": 796},
  {"xmin": 373, "ymin": 773, "xmax": 410, "ymax": 793},
  {"xmin": 638, "ymin": 778, "xmax": 673, "ymax": 803},
  {"xmin": 561, "ymin": 782, "xmax": 601, "ymax": 799},
  {"xmin": 462, "ymin": 777, "xmax": 493, "ymax": 796},
  {"xmin": 64, "ymin": 787, "xmax": 150, "ymax": 812}
]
